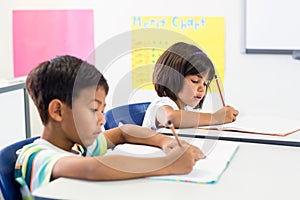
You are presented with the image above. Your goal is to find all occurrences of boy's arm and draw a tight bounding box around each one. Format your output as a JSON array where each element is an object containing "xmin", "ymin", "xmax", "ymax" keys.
[
  {"xmin": 51, "ymin": 141, "xmax": 204, "ymax": 181},
  {"xmin": 103, "ymin": 124, "xmax": 203, "ymax": 158},
  {"xmin": 103, "ymin": 124, "xmax": 173, "ymax": 150}
]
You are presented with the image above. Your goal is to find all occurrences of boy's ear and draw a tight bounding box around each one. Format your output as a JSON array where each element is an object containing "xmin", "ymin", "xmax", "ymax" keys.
[{"xmin": 48, "ymin": 99, "xmax": 64, "ymax": 122}]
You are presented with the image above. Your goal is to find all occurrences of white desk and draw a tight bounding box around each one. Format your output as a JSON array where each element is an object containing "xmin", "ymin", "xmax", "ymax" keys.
[
  {"xmin": 33, "ymin": 141, "xmax": 300, "ymax": 200},
  {"xmin": 159, "ymin": 128, "xmax": 300, "ymax": 147}
]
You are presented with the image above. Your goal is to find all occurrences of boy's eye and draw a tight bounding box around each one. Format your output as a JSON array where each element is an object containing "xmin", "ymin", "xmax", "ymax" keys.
[
  {"xmin": 91, "ymin": 108, "xmax": 105, "ymax": 114},
  {"xmin": 91, "ymin": 108, "xmax": 98, "ymax": 113},
  {"xmin": 191, "ymin": 80, "xmax": 199, "ymax": 84}
]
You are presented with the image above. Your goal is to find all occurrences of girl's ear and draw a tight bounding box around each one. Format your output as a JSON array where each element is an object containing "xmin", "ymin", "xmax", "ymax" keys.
[{"xmin": 48, "ymin": 99, "xmax": 64, "ymax": 122}]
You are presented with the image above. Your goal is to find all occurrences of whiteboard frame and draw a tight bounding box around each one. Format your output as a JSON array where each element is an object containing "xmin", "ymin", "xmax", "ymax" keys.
[{"xmin": 245, "ymin": 0, "xmax": 300, "ymax": 55}]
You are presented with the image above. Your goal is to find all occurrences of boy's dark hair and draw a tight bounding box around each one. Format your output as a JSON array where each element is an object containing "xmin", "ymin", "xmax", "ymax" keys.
[
  {"xmin": 153, "ymin": 42, "xmax": 215, "ymax": 109},
  {"xmin": 26, "ymin": 55, "xmax": 109, "ymax": 125}
]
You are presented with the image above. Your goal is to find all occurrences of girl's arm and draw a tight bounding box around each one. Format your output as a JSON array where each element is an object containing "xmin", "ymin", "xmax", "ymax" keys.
[{"xmin": 157, "ymin": 105, "xmax": 239, "ymax": 128}]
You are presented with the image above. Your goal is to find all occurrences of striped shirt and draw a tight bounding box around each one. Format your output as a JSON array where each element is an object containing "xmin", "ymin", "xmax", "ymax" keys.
[{"xmin": 14, "ymin": 134, "xmax": 107, "ymax": 199}]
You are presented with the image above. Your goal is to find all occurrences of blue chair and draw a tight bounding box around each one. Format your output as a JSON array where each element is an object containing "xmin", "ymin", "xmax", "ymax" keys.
[
  {"xmin": 0, "ymin": 136, "xmax": 39, "ymax": 200},
  {"xmin": 104, "ymin": 102, "xmax": 151, "ymax": 130}
]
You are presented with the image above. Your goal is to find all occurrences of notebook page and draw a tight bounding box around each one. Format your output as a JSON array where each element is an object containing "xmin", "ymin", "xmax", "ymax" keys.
[
  {"xmin": 107, "ymin": 140, "xmax": 239, "ymax": 184},
  {"xmin": 149, "ymin": 140, "xmax": 238, "ymax": 184}
]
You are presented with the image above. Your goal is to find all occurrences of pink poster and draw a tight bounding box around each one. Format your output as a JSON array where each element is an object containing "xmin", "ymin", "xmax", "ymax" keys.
[{"xmin": 13, "ymin": 10, "xmax": 94, "ymax": 77}]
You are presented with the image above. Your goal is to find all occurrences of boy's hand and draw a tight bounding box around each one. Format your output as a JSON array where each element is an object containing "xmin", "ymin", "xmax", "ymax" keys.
[
  {"xmin": 212, "ymin": 105, "xmax": 239, "ymax": 124},
  {"xmin": 163, "ymin": 139, "xmax": 206, "ymax": 175},
  {"xmin": 164, "ymin": 142, "xmax": 206, "ymax": 174},
  {"xmin": 162, "ymin": 139, "xmax": 203, "ymax": 156}
]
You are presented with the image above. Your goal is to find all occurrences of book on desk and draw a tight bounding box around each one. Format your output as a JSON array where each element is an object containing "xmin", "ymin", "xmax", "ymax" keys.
[
  {"xmin": 198, "ymin": 115, "xmax": 300, "ymax": 137},
  {"xmin": 106, "ymin": 139, "xmax": 239, "ymax": 184}
]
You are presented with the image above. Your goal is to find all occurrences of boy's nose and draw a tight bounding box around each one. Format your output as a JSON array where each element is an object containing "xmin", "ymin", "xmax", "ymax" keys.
[{"xmin": 97, "ymin": 113, "xmax": 106, "ymax": 127}]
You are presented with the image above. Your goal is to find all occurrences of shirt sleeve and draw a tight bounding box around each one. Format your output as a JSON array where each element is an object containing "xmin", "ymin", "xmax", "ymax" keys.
[
  {"xmin": 15, "ymin": 144, "xmax": 70, "ymax": 194},
  {"xmin": 142, "ymin": 97, "xmax": 179, "ymax": 130},
  {"xmin": 86, "ymin": 133, "xmax": 107, "ymax": 157}
]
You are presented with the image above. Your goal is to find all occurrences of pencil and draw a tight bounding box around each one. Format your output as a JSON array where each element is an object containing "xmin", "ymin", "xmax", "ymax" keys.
[
  {"xmin": 167, "ymin": 120, "xmax": 182, "ymax": 147},
  {"xmin": 215, "ymin": 75, "xmax": 225, "ymax": 107}
]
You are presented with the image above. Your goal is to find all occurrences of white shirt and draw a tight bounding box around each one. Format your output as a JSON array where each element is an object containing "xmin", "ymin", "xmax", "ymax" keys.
[{"xmin": 142, "ymin": 97, "xmax": 179, "ymax": 130}]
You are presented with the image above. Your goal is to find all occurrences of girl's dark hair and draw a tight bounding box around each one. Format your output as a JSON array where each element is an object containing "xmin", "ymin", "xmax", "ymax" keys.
[
  {"xmin": 153, "ymin": 42, "xmax": 215, "ymax": 109},
  {"xmin": 26, "ymin": 55, "xmax": 109, "ymax": 125}
]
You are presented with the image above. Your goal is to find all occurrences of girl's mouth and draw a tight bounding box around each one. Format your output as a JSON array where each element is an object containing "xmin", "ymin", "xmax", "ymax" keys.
[{"xmin": 194, "ymin": 96, "xmax": 202, "ymax": 100}]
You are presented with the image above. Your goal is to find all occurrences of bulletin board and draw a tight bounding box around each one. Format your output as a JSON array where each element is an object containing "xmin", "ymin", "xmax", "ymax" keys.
[
  {"xmin": 131, "ymin": 16, "xmax": 225, "ymax": 90},
  {"xmin": 13, "ymin": 10, "xmax": 94, "ymax": 77}
]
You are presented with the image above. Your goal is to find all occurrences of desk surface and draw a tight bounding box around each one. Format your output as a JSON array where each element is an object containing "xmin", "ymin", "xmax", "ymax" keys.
[
  {"xmin": 159, "ymin": 128, "xmax": 300, "ymax": 147},
  {"xmin": 33, "ymin": 141, "xmax": 300, "ymax": 200}
]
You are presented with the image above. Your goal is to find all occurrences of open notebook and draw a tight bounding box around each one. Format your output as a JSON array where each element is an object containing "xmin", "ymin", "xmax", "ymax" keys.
[
  {"xmin": 106, "ymin": 140, "xmax": 239, "ymax": 184},
  {"xmin": 198, "ymin": 115, "xmax": 300, "ymax": 137}
]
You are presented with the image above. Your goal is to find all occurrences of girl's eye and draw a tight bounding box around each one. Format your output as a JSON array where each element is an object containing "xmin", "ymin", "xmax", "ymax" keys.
[{"xmin": 191, "ymin": 80, "xmax": 199, "ymax": 84}]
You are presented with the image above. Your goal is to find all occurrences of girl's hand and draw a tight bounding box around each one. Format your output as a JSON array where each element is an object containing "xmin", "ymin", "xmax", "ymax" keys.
[{"xmin": 212, "ymin": 105, "xmax": 239, "ymax": 124}]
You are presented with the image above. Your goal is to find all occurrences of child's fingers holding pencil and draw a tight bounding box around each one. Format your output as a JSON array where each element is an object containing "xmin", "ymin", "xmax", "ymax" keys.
[
  {"xmin": 166, "ymin": 120, "xmax": 206, "ymax": 161},
  {"xmin": 174, "ymin": 139, "xmax": 207, "ymax": 160},
  {"xmin": 188, "ymin": 142, "xmax": 206, "ymax": 160}
]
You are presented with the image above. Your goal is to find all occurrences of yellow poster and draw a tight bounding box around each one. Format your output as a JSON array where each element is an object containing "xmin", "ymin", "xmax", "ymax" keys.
[{"xmin": 131, "ymin": 16, "xmax": 225, "ymax": 91}]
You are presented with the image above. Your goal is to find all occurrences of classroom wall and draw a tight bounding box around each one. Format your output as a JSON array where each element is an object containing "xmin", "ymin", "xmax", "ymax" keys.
[{"xmin": 0, "ymin": 0, "xmax": 299, "ymax": 136}]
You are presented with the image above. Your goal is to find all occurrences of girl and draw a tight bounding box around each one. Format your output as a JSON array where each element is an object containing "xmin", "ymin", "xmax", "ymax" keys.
[{"xmin": 142, "ymin": 42, "xmax": 239, "ymax": 130}]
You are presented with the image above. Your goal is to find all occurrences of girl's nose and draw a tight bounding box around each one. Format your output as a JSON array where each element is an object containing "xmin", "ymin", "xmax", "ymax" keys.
[{"xmin": 198, "ymin": 82, "xmax": 205, "ymax": 92}]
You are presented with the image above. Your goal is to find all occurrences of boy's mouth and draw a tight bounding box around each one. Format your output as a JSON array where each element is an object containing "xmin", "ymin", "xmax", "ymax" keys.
[{"xmin": 93, "ymin": 131, "xmax": 101, "ymax": 136}]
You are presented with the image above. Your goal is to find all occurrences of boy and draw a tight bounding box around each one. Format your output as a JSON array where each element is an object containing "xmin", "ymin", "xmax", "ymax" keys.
[{"xmin": 15, "ymin": 55, "xmax": 205, "ymax": 197}]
